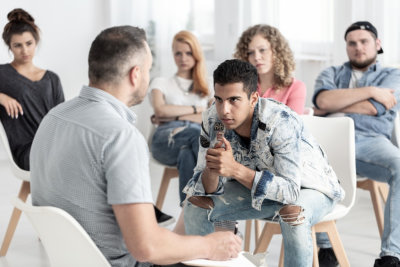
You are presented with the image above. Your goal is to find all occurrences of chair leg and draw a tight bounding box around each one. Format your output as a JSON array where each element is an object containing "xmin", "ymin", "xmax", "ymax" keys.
[
  {"xmin": 370, "ymin": 182, "xmax": 385, "ymax": 238},
  {"xmin": 155, "ymin": 168, "xmax": 178, "ymax": 209},
  {"xmin": 278, "ymin": 241, "xmax": 284, "ymax": 267},
  {"xmin": 311, "ymin": 227, "xmax": 319, "ymax": 267},
  {"xmin": 254, "ymin": 220, "xmax": 261, "ymax": 240},
  {"xmin": 254, "ymin": 222, "xmax": 280, "ymax": 254},
  {"xmin": 244, "ymin": 220, "xmax": 252, "ymax": 252},
  {"xmin": 316, "ymin": 221, "xmax": 350, "ymax": 267},
  {"xmin": 377, "ymin": 182, "xmax": 388, "ymax": 203},
  {"xmin": 244, "ymin": 220, "xmax": 262, "ymax": 252},
  {"xmin": 0, "ymin": 181, "xmax": 30, "ymax": 256}
]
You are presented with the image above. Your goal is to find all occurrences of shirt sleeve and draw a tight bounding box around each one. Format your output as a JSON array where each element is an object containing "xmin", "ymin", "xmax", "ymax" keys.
[
  {"xmin": 374, "ymin": 68, "xmax": 400, "ymax": 115},
  {"xmin": 286, "ymin": 79, "xmax": 306, "ymax": 114},
  {"xmin": 312, "ymin": 67, "xmax": 337, "ymax": 109},
  {"xmin": 149, "ymin": 77, "xmax": 167, "ymax": 95},
  {"xmin": 250, "ymin": 117, "xmax": 302, "ymax": 210},
  {"xmin": 103, "ymin": 128, "xmax": 154, "ymax": 205},
  {"xmin": 51, "ymin": 73, "xmax": 65, "ymax": 105},
  {"xmin": 183, "ymin": 107, "xmax": 225, "ymax": 197}
]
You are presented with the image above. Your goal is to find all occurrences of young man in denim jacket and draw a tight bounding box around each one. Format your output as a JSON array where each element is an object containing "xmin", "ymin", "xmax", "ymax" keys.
[
  {"xmin": 183, "ymin": 59, "xmax": 344, "ymax": 267},
  {"xmin": 313, "ymin": 21, "xmax": 400, "ymax": 267}
]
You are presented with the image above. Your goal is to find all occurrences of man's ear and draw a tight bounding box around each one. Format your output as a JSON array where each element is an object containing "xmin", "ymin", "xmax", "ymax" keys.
[
  {"xmin": 250, "ymin": 91, "xmax": 259, "ymax": 107},
  {"xmin": 129, "ymin": 65, "xmax": 141, "ymax": 88},
  {"xmin": 376, "ymin": 38, "xmax": 382, "ymax": 52}
]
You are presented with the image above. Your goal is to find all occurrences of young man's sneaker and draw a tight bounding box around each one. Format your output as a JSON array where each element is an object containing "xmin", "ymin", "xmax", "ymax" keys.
[
  {"xmin": 374, "ymin": 256, "xmax": 400, "ymax": 267},
  {"xmin": 318, "ymin": 248, "xmax": 338, "ymax": 267},
  {"xmin": 154, "ymin": 206, "xmax": 175, "ymax": 227}
]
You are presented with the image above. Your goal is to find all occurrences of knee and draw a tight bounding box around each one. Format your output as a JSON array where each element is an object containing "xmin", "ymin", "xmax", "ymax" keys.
[
  {"xmin": 279, "ymin": 205, "xmax": 305, "ymax": 226},
  {"xmin": 188, "ymin": 196, "xmax": 214, "ymax": 210}
]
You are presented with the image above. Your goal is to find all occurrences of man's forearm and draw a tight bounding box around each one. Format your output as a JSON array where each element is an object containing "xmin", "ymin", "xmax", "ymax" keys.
[
  {"xmin": 339, "ymin": 100, "xmax": 377, "ymax": 115},
  {"xmin": 201, "ymin": 168, "xmax": 220, "ymax": 193},
  {"xmin": 316, "ymin": 87, "xmax": 375, "ymax": 112},
  {"xmin": 231, "ymin": 162, "xmax": 256, "ymax": 190}
]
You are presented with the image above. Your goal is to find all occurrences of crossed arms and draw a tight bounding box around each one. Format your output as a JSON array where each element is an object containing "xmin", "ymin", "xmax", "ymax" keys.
[{"xmin": 313, "ymin": 67, "xmax": 400, "ymax": 116}]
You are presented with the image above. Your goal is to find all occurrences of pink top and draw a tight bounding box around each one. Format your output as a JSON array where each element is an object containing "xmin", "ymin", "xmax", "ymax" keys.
[{"xmin": 257, "ymin": 78, "xmax": 306, "ymax": 114}]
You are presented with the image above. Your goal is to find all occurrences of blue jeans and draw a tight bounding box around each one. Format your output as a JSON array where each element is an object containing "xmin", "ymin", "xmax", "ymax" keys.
[
  {"xmin": 184, "ymin": 180, "xmax": 335, "ymax": 267},
  {"xmin": 317, "ymin": 134, "xmax": 400, "ymax": 259},
  {"xmin": 151, "ymin": 121, "xmax": 201, "ymax": 203}
]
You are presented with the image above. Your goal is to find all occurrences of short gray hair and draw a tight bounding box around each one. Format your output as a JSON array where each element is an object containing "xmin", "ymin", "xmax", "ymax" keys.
[{"xmin": 88, "ymin": 26, "xmax": 147, "ymax": 85}]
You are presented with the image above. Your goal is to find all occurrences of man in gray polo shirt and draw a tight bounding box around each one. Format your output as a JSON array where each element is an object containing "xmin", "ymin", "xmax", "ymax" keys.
[{"xmin": 30, "ymin": 26, "xmax": 241, "ymax": 267}]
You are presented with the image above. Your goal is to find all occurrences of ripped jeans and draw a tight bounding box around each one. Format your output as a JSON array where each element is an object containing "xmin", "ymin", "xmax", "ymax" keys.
[
  {"xmin": 151, "ymin": 121, "xmax": 201, "ymax": 203},
  {"xmin": 184, "ymin": 180, "xmax": 335, "ymax": 267}
]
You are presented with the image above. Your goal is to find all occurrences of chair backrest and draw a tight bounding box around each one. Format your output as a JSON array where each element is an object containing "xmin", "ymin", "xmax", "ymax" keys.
[
  {"xmin": 301, "ymin": 116, "xmax": 356, "ymax": 210},
  {"xmin": 391, "ymin": 112, "xmax": 400, "ymax": 148},
  {"xmin": 0, "ymin": 120, "xmax": 30, "ymax": 181},
  {"xmin": 13, "ymin": 198, "xmax": 111, "ymax": 267}
]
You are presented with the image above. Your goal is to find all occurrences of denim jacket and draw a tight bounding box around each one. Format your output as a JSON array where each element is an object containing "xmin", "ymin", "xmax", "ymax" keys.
[
  {"xmin": 313, "ymin": 61, "xmax": 400, "ymax": 139},
  {"xmin": 183, "ymin": 98, "xmax": 345, "ymax": 210}
]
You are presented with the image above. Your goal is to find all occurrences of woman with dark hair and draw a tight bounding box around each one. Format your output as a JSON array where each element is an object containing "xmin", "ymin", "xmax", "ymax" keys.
[
  {"xmin": 0, "ymin": 8, "xmax": 64, "ymax": 170},
  {"xmin": 150, "ymin": 31, "xmax": 213, "ymax": 205},
  {"xmin": 235, "ymin": 24, "xmax": 306, "ymax": 114}
]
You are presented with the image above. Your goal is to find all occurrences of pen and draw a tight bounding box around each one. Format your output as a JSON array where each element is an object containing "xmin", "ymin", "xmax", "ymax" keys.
[{"xmin": 234, "ymin": 222, "xmax": 238, "ymax": 235}]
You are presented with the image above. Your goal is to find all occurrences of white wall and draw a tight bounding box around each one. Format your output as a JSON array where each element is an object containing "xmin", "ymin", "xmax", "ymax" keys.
[
  {"xmin": 0, "ymin": 0, "xmax": 109, "ymax": 100},
  {"xmin": 1, "ymin": 0, "xmax": 400, "ymax": 139}
]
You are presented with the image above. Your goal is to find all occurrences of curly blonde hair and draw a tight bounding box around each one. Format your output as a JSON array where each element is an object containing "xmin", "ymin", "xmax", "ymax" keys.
[
  {"xmin": 173, "ymin": 31, "xmax": 209, "ymax": 97},
  {"xmin": 234, "ymin": 24, "xmax": 295, "ymax": 89}
]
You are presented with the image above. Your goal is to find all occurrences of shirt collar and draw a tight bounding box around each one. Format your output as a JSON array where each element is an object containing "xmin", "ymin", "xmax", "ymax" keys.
[{"xmin": 79, "ymin": 85, "xmax": 137, "ymax": 124}]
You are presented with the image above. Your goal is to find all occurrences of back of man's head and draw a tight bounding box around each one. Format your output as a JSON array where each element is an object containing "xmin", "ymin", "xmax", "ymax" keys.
[
  {"xmin": 88, "ymin": 26, "xmax": 147, "ymax": 85},
  {"xmin": 213, "ymin": 59, "xmax": 258, "ymax": 98}
]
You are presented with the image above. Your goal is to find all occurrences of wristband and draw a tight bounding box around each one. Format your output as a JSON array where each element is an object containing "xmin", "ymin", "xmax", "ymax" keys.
[
  {"xmin": 192, "ymin": 105, "xmax": 197, "ymax": 114},
  {"xmin": 175, "ymin": 116, "xmax": 179, "ymax": 121}
]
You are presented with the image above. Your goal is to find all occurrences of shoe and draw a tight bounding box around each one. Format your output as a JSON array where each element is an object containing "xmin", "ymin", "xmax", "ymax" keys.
[
  {"xmin": 374, "ymin": 256, "xmax": 400, "ymax": 267},
  {"xmin": 154, "ymin": 205, "xmax": 175, "ymax": 227},
  {"xmin": 318, "ymin": 248, "xmax": 338, "ymax": 267}
]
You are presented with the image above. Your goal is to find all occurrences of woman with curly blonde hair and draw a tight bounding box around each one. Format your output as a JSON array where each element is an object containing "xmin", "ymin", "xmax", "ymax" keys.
[{"xmin": 235, "ymin": 24, "xmax": 306, "ymax": 114}]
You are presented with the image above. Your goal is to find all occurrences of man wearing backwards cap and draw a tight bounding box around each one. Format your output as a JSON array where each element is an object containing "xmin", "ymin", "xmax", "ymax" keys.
[{"xmin": 313, "ymin": 21, "xmax": 400, "ymax": 267}]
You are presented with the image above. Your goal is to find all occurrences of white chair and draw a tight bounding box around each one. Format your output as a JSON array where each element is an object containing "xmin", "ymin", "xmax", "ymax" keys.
[
  {"xmin": 355, "ymin": 112, "xmax": 399, "ymax": 238},
  {"xmin": 147, "ymin": 123, "xmax": 179, "ymax": 209},
  {"xmin": 13, "ymin": 198, "xmax": 110, "ymax": 267},
  {"xmin": 0, "ymin": 120, "xmax": 30, "ymax": 256},
  {"xmin": 253, "ymin": 116, "xmax": 356, "ymax": 267}
]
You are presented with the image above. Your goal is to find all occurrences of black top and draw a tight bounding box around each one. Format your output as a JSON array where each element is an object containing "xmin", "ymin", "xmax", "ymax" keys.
[{"xmin": 0, "ymin": 63, "xmax": 65, "ymax": 170}]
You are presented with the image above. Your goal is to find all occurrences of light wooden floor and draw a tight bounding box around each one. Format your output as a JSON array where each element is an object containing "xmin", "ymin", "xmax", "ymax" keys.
[{"xmin": 0, "ymin": 146, "xmax": 382, "ymax": 267}]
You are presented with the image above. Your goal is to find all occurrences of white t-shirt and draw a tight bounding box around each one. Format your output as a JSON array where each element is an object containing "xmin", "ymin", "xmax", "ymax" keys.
[{"xmin": 149, "ymin": 75, "xmax": 213, "ymax": 108}]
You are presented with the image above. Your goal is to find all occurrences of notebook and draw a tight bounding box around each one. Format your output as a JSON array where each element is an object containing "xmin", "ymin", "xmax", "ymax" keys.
[{"xmin": 182, "ymin": 251, "xmax": 259, "ymax": 267}]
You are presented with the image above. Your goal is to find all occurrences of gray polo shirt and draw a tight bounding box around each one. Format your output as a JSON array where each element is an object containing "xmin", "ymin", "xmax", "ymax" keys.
[{"xmin": 31, "ymin": 85, "xmax": 153, "ymax": 267}]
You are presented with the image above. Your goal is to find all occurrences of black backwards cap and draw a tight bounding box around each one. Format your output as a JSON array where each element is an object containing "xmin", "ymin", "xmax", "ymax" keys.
[{"xmin": 344, "ymin": 21, "xmax": 383, "ymax": 54}]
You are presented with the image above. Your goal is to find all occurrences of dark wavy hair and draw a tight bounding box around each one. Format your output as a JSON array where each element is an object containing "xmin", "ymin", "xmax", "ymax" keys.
[
  {"xmin": 2, "ymin": 8, "xmax": 40, "ymax": 47},
  {"xmin": 234, "ymin": 24, "xmax": 295, "ymax": 89}
]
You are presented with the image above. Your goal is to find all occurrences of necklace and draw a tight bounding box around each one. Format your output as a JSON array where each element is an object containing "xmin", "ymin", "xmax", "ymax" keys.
[{"xmin": 174, "ymin": 74, "xmax": 193, "ymax": 96}]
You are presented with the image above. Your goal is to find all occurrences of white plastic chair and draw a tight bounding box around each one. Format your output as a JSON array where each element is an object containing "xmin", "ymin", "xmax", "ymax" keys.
[
  {"xmin": 13, "ymin": 198, "xmax": 110, "ymax": 267},
  {"xmin": 253, "ymin": 116, "xmax": 356, "ymax": 267},
  {"xmin": 0, "ymin": 120, "xmax": 30, "ymax": 256}
]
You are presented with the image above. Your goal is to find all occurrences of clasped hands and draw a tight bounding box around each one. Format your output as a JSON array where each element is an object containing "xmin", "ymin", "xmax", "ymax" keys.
[{"xmin": 205, "ymin": 136, "xmax": 238, "ymax": 178}]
